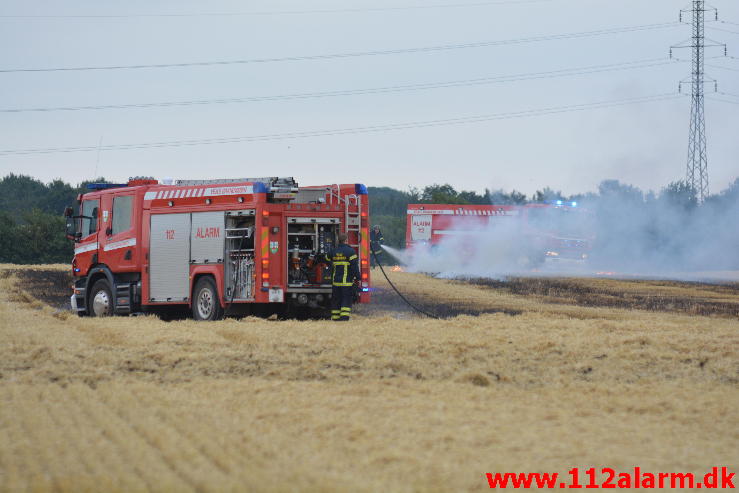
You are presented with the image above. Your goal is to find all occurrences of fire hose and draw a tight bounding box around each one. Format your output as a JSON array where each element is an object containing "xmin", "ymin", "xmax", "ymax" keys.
[{"xmin": 371, "ymin": 249, "xmax": 440, "ymax": 319}]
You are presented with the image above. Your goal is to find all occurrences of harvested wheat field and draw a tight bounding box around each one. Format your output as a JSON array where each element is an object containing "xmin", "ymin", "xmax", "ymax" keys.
[{"xmin": 0, "ymin": 265, "xmax": 737, "ymax": 492}]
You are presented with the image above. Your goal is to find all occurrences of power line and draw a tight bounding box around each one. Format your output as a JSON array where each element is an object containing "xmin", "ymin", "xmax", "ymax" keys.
[
  {"xmin": 0, "ymin": 0, "xmax": 555, "ymax": 18},
  {"xmin": 707, "ymin": 25, "xmax": 739, "ymax": 35},
  {"xmin": 0, "ymin": 93, "xmax": 682, "ymax": 156},
  {"xmin": 717, "ymin": 91, "xmax": 739, "ymax": 99},
  {"xmin": 0, "ymin": 57, "xmax": 682, "ymax": 114},
  {"xmin": 0, "ymin": 22, "xmax": 681, "ymax": 74},
  {"xmin": 706, "ymin": 63, "xmax": 739, "ymax": 72},
  {"xmin": 707, "ymin": 96, "xmax": 739, "ymax": 105}
]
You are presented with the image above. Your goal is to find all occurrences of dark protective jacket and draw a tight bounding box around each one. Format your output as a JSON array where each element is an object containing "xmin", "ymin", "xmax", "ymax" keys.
[
  {"xmin": 370, "ymin": 229, "xmax": 384, "ymax": 254},
  {"xmin": 326, "ymin": 243, "xmax": 360, "ymax": 287}
]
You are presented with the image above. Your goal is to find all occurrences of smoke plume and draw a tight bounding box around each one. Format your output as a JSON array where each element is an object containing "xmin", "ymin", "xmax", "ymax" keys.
[{"xmin": 391, "ymin": 179, "xmax": 739, "ymax": 281}]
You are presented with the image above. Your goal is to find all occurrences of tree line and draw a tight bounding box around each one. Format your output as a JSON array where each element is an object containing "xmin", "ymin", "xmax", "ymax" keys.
[
  {"xmin": 0, "ymin": 173, "xmax": 736, "ymax": 267},
  {"xmin": 0, "ymin": 174, "xmax": 103, "ymax": 263}
]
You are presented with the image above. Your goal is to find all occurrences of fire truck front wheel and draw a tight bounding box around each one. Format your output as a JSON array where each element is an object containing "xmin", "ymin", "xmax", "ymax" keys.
[
  {"xmin": 192, "ymin": 276, "xmax": 224, "ymax": 321},
  {"xmin": 89, "ymin": 279, "xmax": 114, "ymax": 317}
]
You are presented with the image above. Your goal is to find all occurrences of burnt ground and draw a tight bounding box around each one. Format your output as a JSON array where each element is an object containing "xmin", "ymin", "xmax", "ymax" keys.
[
  {"xmin": 1, "ymin": 269, "xmax": 72, "ymax": 310},
  {"xmin": 6, "ymin": 267, "xmax": 739, "ymax": 319},
  {"xmin": 363, "ymin": 285, "xmax": 521, "ymax": 319},
  {"xmin": 4, "ymin": 267, "xmax": 516, "ymax": 319},
  {"xmin": 460, "ymin": 276, "xmax": 739, "ymax": 318}
]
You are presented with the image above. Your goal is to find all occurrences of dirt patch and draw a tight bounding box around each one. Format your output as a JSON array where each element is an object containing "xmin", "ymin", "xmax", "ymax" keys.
[
  {"xmin": 8, "ymin": 269, "xmax": 73, "ymax": 310},
  {"xmin": 462, "ymin": 277, "xmax": 739, "ymax": 317}
]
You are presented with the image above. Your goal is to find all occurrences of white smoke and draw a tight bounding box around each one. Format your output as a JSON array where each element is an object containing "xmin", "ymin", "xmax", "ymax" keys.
[
  {"xmin": 387, "ymin": 219, "xmax": 562, "ymax": 278},
  {"xmin": 585, "ymin": 180, "xmax": 739, "ymax": 277},
  {"xmin": 388, "ymin": 179, "xmax": 739, "ymax": 281}
]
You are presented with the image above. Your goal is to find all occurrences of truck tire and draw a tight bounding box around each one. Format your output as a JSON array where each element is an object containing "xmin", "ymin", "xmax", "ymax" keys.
[
  {"xmin": 192, "ymin": 277, "xmax": 224, "ymax": 321},
  {"xmin": 89, "ymin": 279, "xmax": 114, "ymax": 317}
]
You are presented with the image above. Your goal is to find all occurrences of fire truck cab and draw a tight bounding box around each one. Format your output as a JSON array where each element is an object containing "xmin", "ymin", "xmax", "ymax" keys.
[{"xmin": 65, "ymin": 177, "xmax": 371, "ymax": 320}]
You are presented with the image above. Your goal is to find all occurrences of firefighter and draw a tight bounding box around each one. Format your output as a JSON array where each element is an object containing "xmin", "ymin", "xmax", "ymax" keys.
[
  {"xmin": 370, "ymin": 225, "xmax": 384, "ymax": 267},
  {"xmin": 326, "ymin": 233, "xmax": 360, "ymax": 321}
]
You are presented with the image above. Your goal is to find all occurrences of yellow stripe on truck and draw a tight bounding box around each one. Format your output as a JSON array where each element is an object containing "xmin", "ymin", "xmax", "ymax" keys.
[{"xmin": 261, "ymin": 229, "xmax": 269, "ymax": 256}]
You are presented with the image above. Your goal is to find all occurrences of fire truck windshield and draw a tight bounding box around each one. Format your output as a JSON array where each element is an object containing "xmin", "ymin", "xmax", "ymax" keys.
[{"xmin": 527, "ymin": 207, "xmax": 590, "ymax": 238}]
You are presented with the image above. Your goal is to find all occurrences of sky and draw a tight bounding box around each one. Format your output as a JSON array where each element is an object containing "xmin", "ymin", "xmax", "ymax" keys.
[{"xmin": 0, "ymin": 0, "xmax": 737, "ymax": 197}]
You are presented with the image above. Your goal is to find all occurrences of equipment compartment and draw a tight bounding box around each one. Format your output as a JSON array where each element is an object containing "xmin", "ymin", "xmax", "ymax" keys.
[
  {"xmin": 191, "ymin": 211, "xmax": 225, "ymax": 264},
  {"xmin": 149, "ymin": 213, "xmax": 191, "ymax": 302},
  {"xmin": 286, "ymin": 218, "xmax": 339, "ymax": 287},
  {"xmin": 224, "ymin": 210, "xmax": 256, "ymax": 300}
]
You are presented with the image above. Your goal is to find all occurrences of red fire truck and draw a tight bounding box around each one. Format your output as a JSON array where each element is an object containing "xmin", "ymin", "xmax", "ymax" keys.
[
  {"xmin": 65, "ymin": 177, "xmax": 371, "ymax": 320},
  {"xmin": 405, "ymin": 202, "xmax": 592, "ymax": 266}
]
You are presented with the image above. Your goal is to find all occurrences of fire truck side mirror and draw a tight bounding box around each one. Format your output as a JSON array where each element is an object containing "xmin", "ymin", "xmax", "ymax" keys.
[
  {"xmin": 63, "ymin": 206, "xmax": 73, "ymax": 218},
  {"xmin": 65, "ymin": 216, "xmax": 79, "ymax": 242}
]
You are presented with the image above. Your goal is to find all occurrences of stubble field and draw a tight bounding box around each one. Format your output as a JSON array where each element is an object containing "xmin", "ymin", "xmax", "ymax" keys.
[{"xmin": 0, "ymin": 264, "xmax": 737, "ymax": 492}]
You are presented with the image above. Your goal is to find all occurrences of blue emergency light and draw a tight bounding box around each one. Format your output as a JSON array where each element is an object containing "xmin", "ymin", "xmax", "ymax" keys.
[
  {"xmin": 86, "ymin": 183, "xmax": 127, "ymax": 190},
  {"xmin": 548, "ymin": 199, "xmax": 578, "ymax": 207}
]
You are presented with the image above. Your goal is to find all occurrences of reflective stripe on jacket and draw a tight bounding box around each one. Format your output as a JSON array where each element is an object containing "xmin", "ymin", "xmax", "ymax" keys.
[{"xmin": 327, "ymin": 244, "xmax": 360, "ymax": 286}]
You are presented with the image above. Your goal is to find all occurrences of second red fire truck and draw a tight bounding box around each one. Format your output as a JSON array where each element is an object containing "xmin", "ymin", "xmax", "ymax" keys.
[
  {"xmin": 406, "ymin": 202, "xmax": 593, "ymax": 267},
  {"xmin": 65, "ymin": 177, "xmax": 371, "ymax": 320}
]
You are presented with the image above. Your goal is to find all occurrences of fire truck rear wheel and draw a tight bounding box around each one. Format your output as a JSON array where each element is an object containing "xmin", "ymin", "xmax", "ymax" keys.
[
  {"xmin": 193, "ymin": 277, "xmax": 224, "ymax": 321},
  {"xmin": 89, "ymin": 279, "xmax": 114, "ymax": 317}
]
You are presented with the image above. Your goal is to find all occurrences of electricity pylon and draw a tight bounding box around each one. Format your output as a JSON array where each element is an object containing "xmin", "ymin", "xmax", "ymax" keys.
[{"xmin": 671, "ymin": 1, "xmax": 726, "ymax": 202}]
